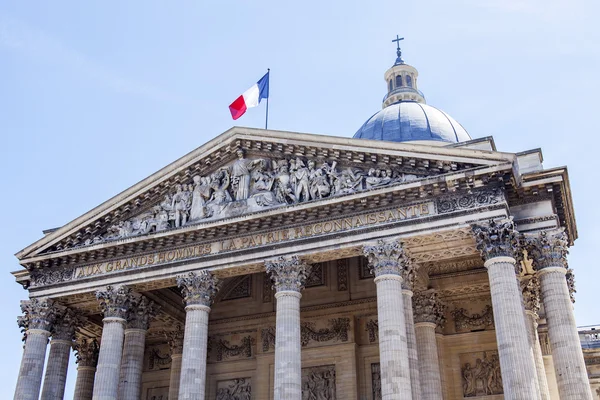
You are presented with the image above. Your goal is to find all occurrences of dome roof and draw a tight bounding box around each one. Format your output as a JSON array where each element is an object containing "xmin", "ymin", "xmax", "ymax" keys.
[{"xmin": 354, "ymin": 101, "xmax": 471, "ymax": 144}]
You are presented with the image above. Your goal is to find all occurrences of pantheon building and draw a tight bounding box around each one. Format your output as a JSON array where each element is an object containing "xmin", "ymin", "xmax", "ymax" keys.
[{"xmin": 12, "ymin": 46, "xmax": 599, "ymax": 400}]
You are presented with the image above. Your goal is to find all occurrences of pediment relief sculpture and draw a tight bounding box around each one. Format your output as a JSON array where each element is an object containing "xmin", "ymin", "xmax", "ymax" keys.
[{"xmin": 79, "ymin": 150, "xmax": 427, "ymax": 248}]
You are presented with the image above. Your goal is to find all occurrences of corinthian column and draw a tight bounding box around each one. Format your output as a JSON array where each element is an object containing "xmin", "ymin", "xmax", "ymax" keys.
[
  {"xmin": 413, "ymin": 289, "xmax": 445, "ymax": 400},
  {"xmin": 402, "ymin": 263, "xmax": 421, "ymax": 400},
  {"xmin": 521, "ymin": 276, "xmax": 551, "ymax": 400},
  {"xmin": 177, "ymin": 271, "xmax": 219, "ymax": 400},
  {"xmin": 117, "ymin": 295, "xmax": 158, "ymax": 400},
  {"xmin": 73, "ymin": 338, "xmax": 100, "ymax": 400},
  {"xmin": 14, "ymin": 298, "xmax": 59, "ymax": 400},
  {"xmin": 93, "ymin": 285, "xmax": 134, "ymax": 400},
  {"xmin": 363, "ymin": 239, "xmax": 412, "ymax": 400},
  {"xmin": 472, "ymin": 219, "xmax": 540, "ymax": 400},
  {"xmin": 41, "ymin": 307, "xmax": 84, "ymax": 400},
  {"xmin": 266, "ymin": 256, "xmax": 311, "ymax": 400},
  {"xmin": 165, "ymin": 324, "xmax": 185, "ymax": 400},
  {"xmin": 526, "ymin": 229, "xmax": 593, "ymax": 400}
]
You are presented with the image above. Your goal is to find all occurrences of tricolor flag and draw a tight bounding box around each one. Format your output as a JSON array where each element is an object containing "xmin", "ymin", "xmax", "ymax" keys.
[{"xmin": 229, "ymin": 71, "xmax": 270, "ymax": 120}]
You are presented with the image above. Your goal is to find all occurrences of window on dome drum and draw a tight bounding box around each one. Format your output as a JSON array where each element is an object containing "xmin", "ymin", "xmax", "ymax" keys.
[
  {"xmin": 406, "ymin": 75, "xmax": 413, "ymax": 87},
  {"xmin": 396, "ymin": 75, "xmax": 403, "ymax": 87},
  {"xmin": 389, "ymin": 79, "xmax": 393, "ymax": 92}
]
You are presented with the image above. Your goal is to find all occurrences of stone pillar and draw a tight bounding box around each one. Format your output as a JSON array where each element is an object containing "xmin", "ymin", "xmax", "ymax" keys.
[
  {"xmin": 402, "ymin": 263, "xmax": 421, "ymax": 400},
  {"xmin": 117, "ymin": 295, "xmax": 158, "ymax": 400},
  {"xmin": 526, "ymin": 229, "xmax": 593, "ymax": 400},
  {"xmin": 472, "ymin": 219, "xmax": 541, "ymax": 400},
  {"xmin": 14, "ymin": 298, "xmax": 59, "ymax": 400},
  {"xmin": 413, "ymin": 289, "xmax": 445, "ymax": 400},
  {"xmin": 165, "ymin": 324, "xmax": 185, "ymax": 400},
  {"xmin": 364, "ymin": 239, "xmax": 412, "ymax": 400},
  {"xmin": 92, "ymin": 285, "xmax": 134, "ymax": 400},
  {"xmin": 41, "ymin": 307, "xmax": 84, "ymax": 400},
  {"xmin": 266, "ymin": 256, "xmax": 311, "ymax": 400},
  {"xmin": 521, "ymin": 276, "xmax": 551, "ymax": 400},
  {"xmin": 176, "ymin": 271, "xmax": 219, "ymax": 400},
  {"xmin": 73, "ymin": 338, "xmax": 100, "ymax": 400}
]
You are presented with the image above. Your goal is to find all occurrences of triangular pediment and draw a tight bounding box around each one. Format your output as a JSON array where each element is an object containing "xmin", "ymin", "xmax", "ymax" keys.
[{"xmin": 17, "ymin": 127, "xmax": 516, "ymax": 265}]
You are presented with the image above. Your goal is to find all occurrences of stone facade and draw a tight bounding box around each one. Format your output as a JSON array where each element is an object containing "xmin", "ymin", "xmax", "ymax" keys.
[{"xmin": 11, "ymin": 127, "xmax": 592, "ymax": 399}]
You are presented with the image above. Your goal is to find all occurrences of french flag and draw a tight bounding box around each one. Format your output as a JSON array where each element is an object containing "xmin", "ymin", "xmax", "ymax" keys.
[{"xmin": 229, "ymin": 71, "xmax": 270, "ymax": 120}]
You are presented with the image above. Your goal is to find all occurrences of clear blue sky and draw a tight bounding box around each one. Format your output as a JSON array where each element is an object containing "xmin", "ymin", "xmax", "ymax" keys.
[{"xmin": 1, "ymin": 0, "xmax": 598, "ymax": 396}]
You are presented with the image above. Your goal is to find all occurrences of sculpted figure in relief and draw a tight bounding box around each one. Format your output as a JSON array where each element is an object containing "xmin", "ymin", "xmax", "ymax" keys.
[{"xmin": 231, "ymin": 149, "xmax": 261, "ymax": 201}]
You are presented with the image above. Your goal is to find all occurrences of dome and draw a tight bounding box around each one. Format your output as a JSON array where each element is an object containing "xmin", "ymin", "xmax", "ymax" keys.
[{"xmin": 354, "ymin": 101, "xmax": 471, "ymax": 144}]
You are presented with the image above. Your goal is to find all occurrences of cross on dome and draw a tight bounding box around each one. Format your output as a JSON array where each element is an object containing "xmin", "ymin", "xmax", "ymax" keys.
[{"xmin": 392, "ymin": 35, "xmax": 404, "ymax": 65}]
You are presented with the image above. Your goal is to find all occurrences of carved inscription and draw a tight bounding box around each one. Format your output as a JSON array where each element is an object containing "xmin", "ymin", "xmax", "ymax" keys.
[
  {"xmin": 460, "ymin": 351, "xmax": 503, "ymax": 397},
  {"xmin": 302, "ymin": 365, "xmax": 336, "ymax": 400}
]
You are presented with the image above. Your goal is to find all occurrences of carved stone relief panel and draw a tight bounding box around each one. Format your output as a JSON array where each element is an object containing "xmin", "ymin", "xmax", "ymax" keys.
[
  {"xmin": 262, "ymin": 273, "xmax": 273, "ymax": 303},
  {"xmin": 365, "ymin": 319, "xmax": 379, "ymax": 344},
  {"xmin": 215, "ymin": 378, "xmax": 251, "ymax": 400},
  {"xmin": 336, "ymin": 259, "xmax": 349, "ymax": 291},
  {"xmin": 302, "ymin": 365, "xmax": 336, "ymax": 400},
  {"xmin": 221, "ymin": 275, "xmax": 252, "ymax": 301},
  {"xmin": 145, "ymin": 344, "xmax": 171, "ymax": 371},
  {"xmin": 450, "ymin": 304, "xmax": 494, "ymax": 333},
  {"xmin": 261, "ymin": 318, "xmax": 350, "ymax": 351},
  {"xmin": 460, "ymin": 351, "xmax": 503, "ymax": 397},
  {"xmin": 371, "ymin": 363, "xmax": 382, "ymax": 400},
  {"xmin": 208, "ymin": 332, "xmax": 256, "ymax": 362},
  {"xmin": 146, "ymin": 386, "xmax": 169, "ymax": 400},
  {"xmin": 305, "ymin": 262, "xmax": 327, "ymax": 288}
]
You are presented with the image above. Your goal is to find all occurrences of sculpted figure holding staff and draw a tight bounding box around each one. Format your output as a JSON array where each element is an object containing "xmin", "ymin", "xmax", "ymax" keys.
[{"xmin": 231, "ymin": 149, "xmax": 261, "ymax": 201}]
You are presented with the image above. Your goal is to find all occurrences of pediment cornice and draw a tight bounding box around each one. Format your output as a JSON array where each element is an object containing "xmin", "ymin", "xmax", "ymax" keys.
[{"xmin": 17, "ymin": 127, "xmax": 516, "ymax": 262}]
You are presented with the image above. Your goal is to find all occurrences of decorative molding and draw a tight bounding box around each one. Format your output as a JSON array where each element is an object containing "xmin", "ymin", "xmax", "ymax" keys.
[
  {"xmin": 425, "ymin": 258, "xmax": 482, "ymax": 276},
  {"xmin": 460, "ymin": 351, "xmax": 503, "ymax": 397},
  {"xmin": 96, "ymin": 285, "xmax": 134, "ymax": 319},
  {"xmin": 148, "ymin": 346, "xmax": 171, "ymax": 370},
  {"xmin": 216, "ymin": 378, "xmax": 251, "ymax": 400},
  {"xmin": 366, "ymin": 319, "xmax": 379, "ymax": 343},
  {"xmin": 521, "ymin": 275, "xmax": 541, "ymax": 314},
  {"xmin": 176, "ymin": 271, "xmax": 219, "ymax": 307},
  {"xmin": 214, "ymin": 336, "xmax": 254, "ymax": 361},
  {"xmin": 300, "ymin": 318, "xmax": 350, "ymax": 347},
  {"xmin": 436, "ymin": 188, "xmax": 503, "ymax": 214},
  {"xmin": 371, "ymin": 363, "xmax": 382, "ymax": 400},
  {"xmin": 336, "ymin": 259, "xmax": 349, "ymax": 291},
  {"xmin": 305, "ymin": 262, "xmax": 326, "ymax": 288},
  {"xmin": 221, "ymin": 275, "xmax": 252, "ymax": 301},
  {"xmin": 452, "ymin": 305, "xmax": 494, "ymax": 332},
  {"xmin": 566, "ymin": 268, "xmax": 576, "ymax": 304},
  {"xmin": 358, "ymin": 257, "xmax": 373, "ymax": 280},
  {"xmin": 302, "ymin": 365, "xmax": 336, "ymax": 399},
  {"xmin": 265, "ymin": 256, "xmax": 311, "ymax": 293},
  {"xmin": 262, "ymin": 273, "xmax": 272, "ymax": 303}
]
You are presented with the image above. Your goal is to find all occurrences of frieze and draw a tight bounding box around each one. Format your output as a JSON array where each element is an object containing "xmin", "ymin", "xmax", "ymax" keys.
[
  {"xmin": 452, "ymin": 305, "xmax": 494, "ymax": 332},
  {"xmin": 261, "ymin": 318, "xmax": 350, "ymax": 351},
  {"xmin": 216, "ymin": 378, "xmax": 251, "ymax": 400},
  {"xmin": 302, "ymin": 365, "xmax": 336, "ymax": 400},
  {"xmin": 436, "ymin": 188, "xmax": 503, "ymax": 214},
  {"xmin": 214, "ymin": 335, "xmax": 254, "ymax": 361},
  {"xmin": 461, "ymin": 351, "xmax": 503, "ymax": 397}
]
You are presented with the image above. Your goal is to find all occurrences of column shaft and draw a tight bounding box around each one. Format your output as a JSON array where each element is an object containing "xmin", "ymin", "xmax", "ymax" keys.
[
  {"xmin": 415, "ymin": 322, "xmax": 443, "ymax": 400},
  {"xmin": 486, "ymin": 257, "xmax": 540, "ymax": 400},
  {"xmin": 403, "ymin": 290, "xmax": 421, "ymax": 400},
  {"xmin": 539, "ymin": 267, "xmax": 593, "ymax": 400},
  {"xmin": 525, "ymin": 311, "xmax": 551, "ymax": 400},
  {"xmin": 178, "ymin": 305, "xmax": 210, "ymax": 400},
  {"xmin": 73, "ymin": 366, "xmax": 97, "ymax": 400},
  {"xmin": 168, "ymin": 353, "xmax": 183, "ymax": 400},
  {"xmin": 117, "ymin": 329, "xmax": 146, "ymax": 400},
  {"xmin": 273, "ymin": 291, "xmax": 302, "ymax": 399},
  {"xmin": 14, "ymin": 329, "xmax": 51, "ymax": 400},
  {"xmin": 375, "ymin": 274, "xmax": 412, "ymax": 400},
  {"xmin": 92, "ymin": 318, "xmax": 126, "ymax": 400},
  {"xmin": 40, "ymin": 339, "xmax": 72, "ymax": 400}
]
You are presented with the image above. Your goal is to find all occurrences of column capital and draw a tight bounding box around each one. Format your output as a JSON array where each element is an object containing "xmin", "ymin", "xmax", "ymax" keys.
[
  {"xmin": 363, "ymin": 238, "xmax": 409, "ymax": 277},
  {"xmin": 164, "ymin": 324, "xmax": 185, "ymax": 355},
  {"xmin": 524, "ymin": 229, "xmax": 569, "ymax": 270},
  {"xmin": 52, "ymin": 307, "xmax": 85, "ymax": 341},
  {"xmin": 566, "ymin": 268, "xmax": 576, "ymax": 303},
  {"xmin": 127, "ymin": 295, "xmax": 159, "ymax": 330},
  {"xmin": 96, "ymin": 285, "xmax": 134, "ymax": 319},
  {"xmin": 74, "ymin": 337, "xmax": 100, "ymax": 368},
  {"xmin": 177, "ymin": 270, "xmax": 219, "ymax": 307},
  {"xmin": 521, "ymin": 275, "xmax": 541, "ymax": 315},
  {"xmin": 265, "ymin": 256, "xmax": 311, "ymax": 293},
  {"xmin": 472, "ymin": 218, "xmax": 521, "ymax": 264},
  {"xmin": 413, "ymin": 289, "xmax": 446, "ymax": 327},
  {"xmin": 17, "ymin": 298, "xmax": 61, "ymax": 336}
]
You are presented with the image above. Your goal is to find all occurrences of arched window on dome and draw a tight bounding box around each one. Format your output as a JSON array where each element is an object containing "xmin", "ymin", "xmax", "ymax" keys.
[
  {"xmin": 406, "ymin": 75, "xmax": 413, "ymax": 87},
  {"xmin": 389, "ymin": 79, "xmax": 393, "ymax": 92},
  {"xmin": 396, "ymin": 75, "xmax": 403, "ymax": 87}
]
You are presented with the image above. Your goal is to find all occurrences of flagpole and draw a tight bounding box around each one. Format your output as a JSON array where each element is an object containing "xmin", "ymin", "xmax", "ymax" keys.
[{"xmin": 265, "ymin": 68, "xmax": 270, "ymax": 130}]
